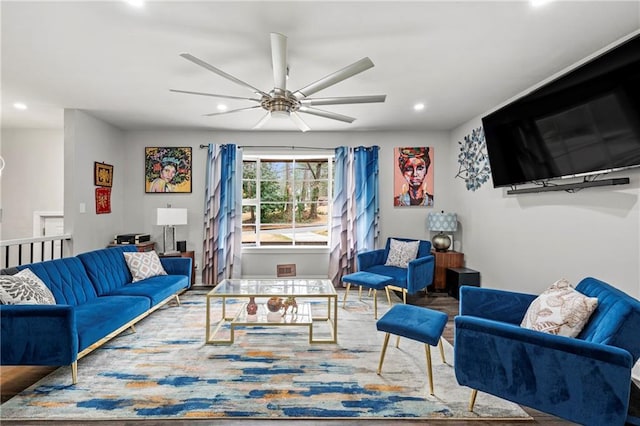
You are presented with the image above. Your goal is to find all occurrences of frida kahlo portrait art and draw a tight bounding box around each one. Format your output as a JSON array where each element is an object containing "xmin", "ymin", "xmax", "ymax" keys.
[{"xmin": 393, "ymin": 146, "xmax": 434, "ymax": 207}]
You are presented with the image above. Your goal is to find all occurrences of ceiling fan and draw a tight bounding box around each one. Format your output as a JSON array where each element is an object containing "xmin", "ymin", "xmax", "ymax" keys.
[{"xmin": 170, "ymin": 33, "xmax": 386, "ymax": 132}]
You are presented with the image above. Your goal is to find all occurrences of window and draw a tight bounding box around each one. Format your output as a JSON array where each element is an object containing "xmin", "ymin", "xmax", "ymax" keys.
[{"xmin": 242, "ymin": 154, "xmax": 333, "ymax": 247}]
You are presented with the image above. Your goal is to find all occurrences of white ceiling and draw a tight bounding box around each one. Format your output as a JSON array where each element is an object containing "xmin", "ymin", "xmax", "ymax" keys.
[{"xmin": 1, "ymin": 1, "xmax": 639, "ymax": 132}]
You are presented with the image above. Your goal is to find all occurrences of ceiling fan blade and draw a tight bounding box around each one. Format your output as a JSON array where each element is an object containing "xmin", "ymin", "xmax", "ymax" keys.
[
  {"xmin": 290, "ymin": 112, "xmax": 311, "ymax": 132},
  {"xmin": 271, "ymin": 33, "xmax": 287, "ymax": 91},
  {"xmin": 203, "ymin": 105, "xmax": 262, "ymax": 117},
  {"xmin": 298, "ymin": 106, "xmax": 356, "ymax": 123},
  {"xmin": 170, "ymin": 89, "xmax": 261, "ymax": 102},
  {"xmin": 292, "ymin": 57, "xmax": 374, "ymax": 99},
  {"xmin": 300, "ymin": 95, "xmax": 386, "ymax": 106},
  {"xmin": 180, "ymin": 53, "xmax": 269, "ymax": 97},
  {"xmin": 253, "ymin": 112, "xmax": 271, "ymax": 129}
]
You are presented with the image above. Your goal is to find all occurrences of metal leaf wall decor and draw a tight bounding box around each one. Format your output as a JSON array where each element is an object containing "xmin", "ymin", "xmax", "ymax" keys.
[{"xmin": 456, "ymin": 127, "xmax": 491, "ymax": 191}]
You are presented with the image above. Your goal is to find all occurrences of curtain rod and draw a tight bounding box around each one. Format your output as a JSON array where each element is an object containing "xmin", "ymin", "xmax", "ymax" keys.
[{"xmin": 199, "ymin": 144, "xmax": 334, "ymax": 151}]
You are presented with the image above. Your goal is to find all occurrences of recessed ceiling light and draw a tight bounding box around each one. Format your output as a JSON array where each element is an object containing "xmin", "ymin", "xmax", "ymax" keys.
[
  {"xmin": 125, "ymin": 0, "xmax": 144, "ymax": 8},
  {"xmin": 217, "ymin": 104, "xmax": 228, "ymax": 111},
  {"xmin": 531, "ymin": 0, "xmax": 553, "ymax": 7},
  {"xmin": 13, "ymin": 102, "xmax": 27, "ymax": 110},
  {"xmin": 413, "ymin": 103, "xmax": 425, "ymax": 111}
]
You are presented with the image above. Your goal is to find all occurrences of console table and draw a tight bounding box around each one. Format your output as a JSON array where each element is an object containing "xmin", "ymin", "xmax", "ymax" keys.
[
  {"xmin": 432, "ymin": 250, "xmax": 464, "ymax": 291},
  {"xmin": 108, "ymin": 241, "xmax": 155, "ymax": 252}
]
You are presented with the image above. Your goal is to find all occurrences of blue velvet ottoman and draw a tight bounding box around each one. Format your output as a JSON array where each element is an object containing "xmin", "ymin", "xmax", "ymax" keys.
[
  {"xmin": 342, "ymin": 271, "xmax": 394, "ymax": 319},
  {"xmin": 376, "ymin": 304, "xmax": 448, "ymax": 395}
]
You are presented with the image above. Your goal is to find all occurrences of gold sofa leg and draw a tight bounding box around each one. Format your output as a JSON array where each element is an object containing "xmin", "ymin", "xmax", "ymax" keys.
[
  {"xmin": 342, "ymin": 283, "xmax": 351, "ymax": 308},
  {"xmin": 71, "ymin": 361, "xmax": 78, "ymax": 385},
  {"xmin": 469, "ymin": 389, "xmax": 478, "ymax": 411},
  {"xmin": 377, "ymin": 332, "xmax": 391, "ymax": 374}
]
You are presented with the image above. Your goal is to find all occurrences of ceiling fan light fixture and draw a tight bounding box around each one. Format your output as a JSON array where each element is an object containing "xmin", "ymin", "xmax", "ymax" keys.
[{"xmin": 271, "ymin": 110, "xmax": 290, "ymax": 119}]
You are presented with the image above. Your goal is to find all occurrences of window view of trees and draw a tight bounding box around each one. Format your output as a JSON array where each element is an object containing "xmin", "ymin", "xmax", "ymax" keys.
[{"xmin": 242, "ymin": 156, "xmax": 332, "ymax": 246}]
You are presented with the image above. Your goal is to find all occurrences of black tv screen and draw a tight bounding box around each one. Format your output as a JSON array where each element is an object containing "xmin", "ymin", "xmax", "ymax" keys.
[{"xmin": 482, "ymin": 34, "xmax": 640, "ymax": 188}]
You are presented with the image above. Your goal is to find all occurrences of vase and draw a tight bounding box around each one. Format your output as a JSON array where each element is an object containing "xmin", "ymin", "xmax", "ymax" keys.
[{"xmin": 246, "ymin": 297, "xmax": 258, "ymax": 316}]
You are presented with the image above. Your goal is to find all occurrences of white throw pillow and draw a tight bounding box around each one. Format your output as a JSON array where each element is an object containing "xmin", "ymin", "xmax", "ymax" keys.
[
  {"xmin": 124, "ymin": 251, "xmax": 167, "ymax": 283},
  {"xmin": 520, "ymin": 278, "xmax": 598, "ymax": 338},
  {"xmin": 384, "ymin": 239, "xmax": 420, "ymax": 268},
  {"xmin": 0, "ymin": 268, "xmax": 56, "ymax": 305}
]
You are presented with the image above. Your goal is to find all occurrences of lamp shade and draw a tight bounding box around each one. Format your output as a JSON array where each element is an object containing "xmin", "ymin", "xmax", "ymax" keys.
[
  {"xmin": 156, "ymin": 208, "xmax": 188, "ymax": 226},
  {"xmin": 428, "ymin": 212, "xmax": 457, "ymax": 232}
]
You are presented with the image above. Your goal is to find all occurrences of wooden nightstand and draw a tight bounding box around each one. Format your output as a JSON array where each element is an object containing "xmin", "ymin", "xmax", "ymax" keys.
[
  {"xmin": 159, "ymin": 251, "xmax": 196, "ymax": 285},
  {"xmin": 432, "ymin": 250, "xmax": 464, "ymax": 291}
]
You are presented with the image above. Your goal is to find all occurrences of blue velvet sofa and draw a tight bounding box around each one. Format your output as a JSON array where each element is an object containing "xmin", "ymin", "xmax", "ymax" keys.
[
  {"xmin": 0, "ymin": 245, "xmax": 192, "ymax": 384},
  {"xmin": 357, "ymin": 237, "xmax": 434, "ymax": 301},
  {"xmin": 454, "ymin": 277, "xmax": 640, "ymax": 426}
]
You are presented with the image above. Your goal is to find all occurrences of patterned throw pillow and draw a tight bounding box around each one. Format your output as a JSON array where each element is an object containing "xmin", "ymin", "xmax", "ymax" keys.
[
  {"xmin": 124, "ymin": 251, "xmax": 167, "ymax": 283},
  {"xmin": 0, "ymin": 268, "xmax": 56, "ymax": 305},
  {"xmin": 384, "ymin": 239, "xmax": 420, "ymax": 268},
  {"xmin": 520, "ymin": 278, "xmax": 598, "ymax": 338}
]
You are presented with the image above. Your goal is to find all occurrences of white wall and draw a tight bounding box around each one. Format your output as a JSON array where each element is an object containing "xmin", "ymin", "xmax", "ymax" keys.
[
  {"xmin": 0, "ymin": 128, "xmax": 63, "ymax": 240},
  {"xmin": 121, "ymin": 130, "xmax": 451, "ymax": 279},
  {"xmin": 450, "ymin": 118, "xmax": 640, "ymax": 299},
  {"xmin": 64, "ymin": 110, "xmax": 126, "ymax": 254}
]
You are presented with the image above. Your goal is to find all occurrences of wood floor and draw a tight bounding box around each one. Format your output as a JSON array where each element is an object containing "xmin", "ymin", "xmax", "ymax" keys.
[{"xmin": 2, "ymin": 288, "xmax": 632, "ymax": 425}]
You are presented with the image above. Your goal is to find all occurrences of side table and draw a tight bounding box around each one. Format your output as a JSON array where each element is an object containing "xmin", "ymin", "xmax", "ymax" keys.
[
  {"xmin": 432, "ymin": 250, "xmax": 464, "ymax": 291},
  {"xmin": 159, "ymin": 251, "xmax": 196, "ymax": 285},
  {"xmin": 446, "ymin": 267, "xmax": 480, "ymax": 299}
]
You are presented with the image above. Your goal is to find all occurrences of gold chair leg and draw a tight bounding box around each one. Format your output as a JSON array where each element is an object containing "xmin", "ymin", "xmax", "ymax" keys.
[
  {"xmin": 373, "ymin": 289, "xmax": 378, "ymax": 319},
  {"xmin": 469, "ymin": 389, "xmax": 478, "ymax": 411},
  {"xmin": 438, "ymin": 338, "xmax": 446, "ymax": 364},
  {"xmin": 359, "ymin": 286, "xmax": 363, "ymax": 300},
  {"xmin": 385, "ymin": 286, "xmax": 392, "ymax": 305},
  {"xmin": 402, "ymin": 289, "xmax": 407, "ymax": 304},
  {"xmin": 71, "ymin": 361, "xmax": 78, "ymax": 385},
  {"xmin": 425, "ymin": 344, "xmax": 434, "ymax": 395},
  {"xmin": 129, "ymin": 324, "xmax": 136, "ymax": 333},
  {"xmin": 395, "ymin": 335, "xmax": 401, "ymax": 348},
  {"xmin": 174, "ymin": 294, "xmax": 181, "ymax": 306},
  {"xmin": 342, "ymin": 283, "xmax": 351, "ymax": 308},
  {"xmin": 377, "ymin": 332, "xmax": 391, "ymax": 374}
]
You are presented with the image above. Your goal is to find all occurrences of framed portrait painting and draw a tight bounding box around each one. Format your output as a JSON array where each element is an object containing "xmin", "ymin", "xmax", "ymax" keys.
[
  {"xmin": 94, "ymin": 162, "xmax": 113, "ymax": 187},
  {"xmin": 145, "ymin": 147, "xmax": 192, "ymax": 193},
  {"xmin": 393, "ymin": 146, "xmax": 434, "ymax": 207}
]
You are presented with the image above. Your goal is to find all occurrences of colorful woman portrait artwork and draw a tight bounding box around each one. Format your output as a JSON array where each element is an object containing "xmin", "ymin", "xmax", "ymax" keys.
[
  {"xmin": 393, "ymin": 146, "xmax": 434, "ymax": 207},
  {"xmin": 145, "ymin": 147, "xmax": 192, "ymax": 193}
]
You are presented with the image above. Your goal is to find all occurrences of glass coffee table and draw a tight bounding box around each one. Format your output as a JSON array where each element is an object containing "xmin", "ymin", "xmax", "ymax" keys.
[{"xmin": 205, "ymin": 278, "xmax": 338, "ymax": 345}]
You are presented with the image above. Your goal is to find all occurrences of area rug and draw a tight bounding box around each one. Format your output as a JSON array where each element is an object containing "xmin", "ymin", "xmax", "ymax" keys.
[{"xmin": 1, "ymin": 289, "xmax": 531, "ymax": 421}]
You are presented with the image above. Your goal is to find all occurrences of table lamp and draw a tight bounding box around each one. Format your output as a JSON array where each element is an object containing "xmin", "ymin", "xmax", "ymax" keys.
[
  {"xmin": 427, "ymin": 211, "xmax": 457, "ymax": 252},
  {"xmin": 156, "ymin": 207, "xmax": 188, "ymax": 254}
]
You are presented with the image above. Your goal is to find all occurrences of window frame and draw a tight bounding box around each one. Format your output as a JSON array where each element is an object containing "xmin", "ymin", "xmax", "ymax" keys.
[{"xmin": 241, "ymin": 153, "xmax": 334, "ymax": 248}]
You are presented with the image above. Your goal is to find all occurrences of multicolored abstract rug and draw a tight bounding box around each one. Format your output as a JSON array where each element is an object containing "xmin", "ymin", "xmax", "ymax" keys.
[{"xmin": 1, "ymin": 290, "xmax": 531, "ymax": 421}]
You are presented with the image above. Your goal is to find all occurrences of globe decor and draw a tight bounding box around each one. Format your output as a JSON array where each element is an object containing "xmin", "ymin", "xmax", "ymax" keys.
[{"xmin": 456, "ymin": 127, "xmax": 491, "ymax": 191}]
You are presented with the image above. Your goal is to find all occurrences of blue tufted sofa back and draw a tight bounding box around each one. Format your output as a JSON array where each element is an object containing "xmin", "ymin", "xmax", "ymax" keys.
[
  {"xmin": 577, "ymin": 277, "xmax": 640, "ymax": 364},
  {"xmin": 77, "ymin": 246, "xmax": 137, "ymax": 296},
  {"xmin": 17, "ymin": 257, "xmax": 97, "ymax": 306}
]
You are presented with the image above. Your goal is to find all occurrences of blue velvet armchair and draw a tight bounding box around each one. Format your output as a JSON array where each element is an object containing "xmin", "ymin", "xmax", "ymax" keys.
[
  {"xmin": 454, "ymin": 277, "xmax": 640, "ymax": 426},
  {"xmin": 357, "ymin": 238, "xmax": 435, "ymax": 302}
]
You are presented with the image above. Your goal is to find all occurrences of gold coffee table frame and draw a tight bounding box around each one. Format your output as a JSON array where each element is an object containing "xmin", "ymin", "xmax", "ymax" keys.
[{"xmin": 205, "ymin": 279, "xmax": 338, "ymax": 345}]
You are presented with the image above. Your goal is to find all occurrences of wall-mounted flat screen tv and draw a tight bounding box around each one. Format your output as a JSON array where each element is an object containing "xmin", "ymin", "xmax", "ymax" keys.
[{"xmin": 482, "ymin": 34, "xmax": 640, "ymax": 188}]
